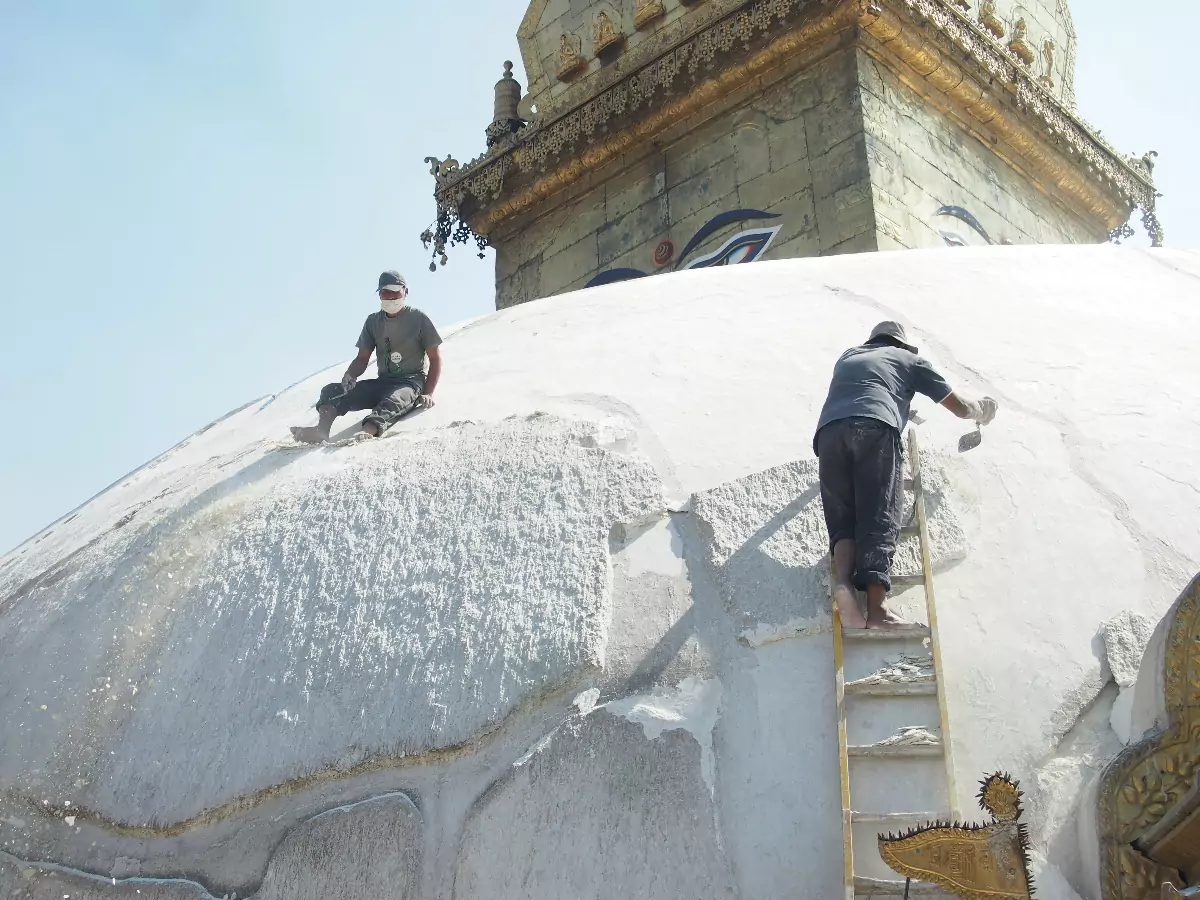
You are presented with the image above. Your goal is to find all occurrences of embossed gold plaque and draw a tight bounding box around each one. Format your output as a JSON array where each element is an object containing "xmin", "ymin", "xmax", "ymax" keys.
[{"xmin": 878, "ymin": 773, "xmax": 1034, "ymax": 900}]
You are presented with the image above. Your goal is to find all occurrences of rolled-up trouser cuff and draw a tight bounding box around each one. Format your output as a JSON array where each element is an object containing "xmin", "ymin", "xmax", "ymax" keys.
[
  {"xmin": 817, "ymin": 416, "xmax": 903, "ymax": 594},
  {"xmin": 315, "ymin": 383, "xmax": 352, "ymax": 415}
]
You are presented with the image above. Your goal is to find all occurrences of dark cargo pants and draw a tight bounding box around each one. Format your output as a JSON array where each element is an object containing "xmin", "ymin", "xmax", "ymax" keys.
[
  {"xmin": 816, "ymin": 416, "xmax": 904, "ymax": 592},
  {"xmin": 316, "ymin": 376, "xmax": 424, "ymax": 434}
]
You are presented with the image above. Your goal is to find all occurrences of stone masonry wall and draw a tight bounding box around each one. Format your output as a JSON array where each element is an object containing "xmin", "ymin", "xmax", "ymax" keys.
[
  {"xmin": 493, "ymin": 42, "xmax": 1106, "ymax": 309},
  {"xmin": 494, "ymin": 49, "xmax": 875, "ymax": 308},
  {"xmin": 857, "ymin": 50, "xmax": 1105, "ymax": 250}
]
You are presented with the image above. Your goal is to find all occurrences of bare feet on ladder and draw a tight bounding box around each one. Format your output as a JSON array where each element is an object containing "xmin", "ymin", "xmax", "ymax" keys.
[
  {"xmin": 866, "ymin": 585, "xmax": 913, "ymax": 629},
  {"xmin": 833, "ymin": 583, "xmax": 867, "ymax": 629},
  {"xmin": 831, "ymin": 539, "xmax": 868, "ymax": 629}
]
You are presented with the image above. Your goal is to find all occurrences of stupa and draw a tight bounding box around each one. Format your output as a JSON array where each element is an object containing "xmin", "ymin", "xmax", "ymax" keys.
[
  {"xmin": 423, "ymin": 0, "xmax": 1163, "ymax": 308},
  {"xmin": 1, "ymin": 246, "xmax": 1197, "ymax": 899}
]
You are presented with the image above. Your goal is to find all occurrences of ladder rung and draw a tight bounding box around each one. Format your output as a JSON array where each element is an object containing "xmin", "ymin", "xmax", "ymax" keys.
[
  {"xmin": 842, "ymin": 624, "xmax": 931, "ymax": 641},
  {"xmin": 855, "ymin": 876, "xmax": 950, "ymax": 897},
  {"xmin": 891, "ymin": 573, "xmax": 925, "ymax": 587},
  {"xmin": 851, "ymin": 810, "xmax": 949, "ymax": 824},
  {"xmin": 903, "ymin": 478, "xmax": 915, "ymax": 490},
  {"xmin": 848, "ymin": 741, "xmax": 942, "ymax": 758},
  {"xmin": 899, "ymin": 522, "xmax": 919, "ymax": 537},
  {"xmin": 845, "ymin": 680, "xmax": 937, "ymax": 696}
]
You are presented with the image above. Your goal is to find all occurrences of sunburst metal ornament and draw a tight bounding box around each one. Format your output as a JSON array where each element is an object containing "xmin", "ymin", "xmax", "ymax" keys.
[{"xmin": 877, "ymin": 773, "xmax": 1036, "ymax": 900}]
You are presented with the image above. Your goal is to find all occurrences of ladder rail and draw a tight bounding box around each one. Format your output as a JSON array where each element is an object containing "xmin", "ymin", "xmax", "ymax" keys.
[
  {"xmin": 906, "ymin": 427, "xmax": 960, "ymax": 821},
  {"xmin": 831, "ymin": 556, "xmax": 856, "ymax": 900}
]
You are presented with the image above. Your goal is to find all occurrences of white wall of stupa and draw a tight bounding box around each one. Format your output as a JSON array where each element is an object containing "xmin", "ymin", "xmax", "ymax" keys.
[{"xmin": 1, "ymin": 245, "xmax": 1197, "ymax": 899}]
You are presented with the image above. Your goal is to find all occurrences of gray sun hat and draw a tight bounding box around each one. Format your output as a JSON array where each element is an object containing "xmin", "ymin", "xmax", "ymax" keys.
[
  {"xmin": 376, "ymin": 270, "xmax": 407, "ymax": 292},
  {"xmin": 867, "ymin": 320, "xmax": 918, "ymax": 354}
]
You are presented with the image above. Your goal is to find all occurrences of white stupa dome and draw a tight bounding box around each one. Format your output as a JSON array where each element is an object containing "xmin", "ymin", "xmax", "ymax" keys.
[{"xmin": 1, "ymin": 245, "xmax": 1197, "ymax": 899}]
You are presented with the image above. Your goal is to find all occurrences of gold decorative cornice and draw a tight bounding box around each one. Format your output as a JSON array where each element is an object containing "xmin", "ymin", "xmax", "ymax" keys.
[
  {"xmin": 854, "ymin": 0, "xmax": 1155, "ymax": 232},
  {"xmin": 431, "ymin": 0, "xmax": 1159, "ymax": 244},
  {"xmin": 1098, "ymin": 572, "xmax": 1200, "ymax": 900}
]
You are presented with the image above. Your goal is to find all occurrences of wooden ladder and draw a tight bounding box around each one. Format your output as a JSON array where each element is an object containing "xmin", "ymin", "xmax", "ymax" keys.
[{"xmin": 830, "ymin": 428, "xmax": 960, "ymax": 900}]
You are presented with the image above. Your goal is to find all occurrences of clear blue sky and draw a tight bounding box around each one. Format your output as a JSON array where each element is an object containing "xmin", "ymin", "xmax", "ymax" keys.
[{"xmin": 1, "ymin": 0, "xmax": 1195, "ymax": 553}]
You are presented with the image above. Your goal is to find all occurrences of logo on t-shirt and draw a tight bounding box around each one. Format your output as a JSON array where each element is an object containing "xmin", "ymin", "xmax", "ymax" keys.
[{"xmin": 389, "ymin": 351, "xmax": 403, "ymax": 369}]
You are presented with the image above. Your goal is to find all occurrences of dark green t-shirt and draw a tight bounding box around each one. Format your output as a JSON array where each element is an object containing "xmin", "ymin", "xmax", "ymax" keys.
[
  {"xmin": 813, "ymin": 342, "xmax": 953, "ymax": 453},
  {"xmin": 356, "ymin": 307, "xmax": 442, "ymax": 379}
]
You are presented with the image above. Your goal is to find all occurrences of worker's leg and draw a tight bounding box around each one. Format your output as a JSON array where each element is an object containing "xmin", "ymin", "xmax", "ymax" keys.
[
  {"xmin": 849, "ymin": 420, "xmax": 906, "ymax": 628},
  {"xmin": 291, "ymin": 381, "xmax": 384, "ymax": 443},
  {"xmin": 359, "ymin": 378, "xmax": 422, "ymax": 438},
  {"xmin": 818, "ymin": 420, "xmax": 867, "ymax": 629}
]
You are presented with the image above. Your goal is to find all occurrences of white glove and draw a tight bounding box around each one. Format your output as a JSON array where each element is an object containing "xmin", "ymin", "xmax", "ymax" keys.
[
  {"xmin": 976, "ymin": 396, "xmax": 998, "ymax": 426},
  {"xmin": 340, "ymin": 373, "xmax": 357, "ymax": 393}
]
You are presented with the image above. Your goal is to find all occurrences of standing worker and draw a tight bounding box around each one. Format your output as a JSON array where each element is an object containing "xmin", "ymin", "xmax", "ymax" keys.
[
  {"xmin": 814, "ymin": 321, "xmax": 996, "ymax": 629},
  {"xmin": 291, "ymin": 270, "xmax": 443, "ymax": 444}
]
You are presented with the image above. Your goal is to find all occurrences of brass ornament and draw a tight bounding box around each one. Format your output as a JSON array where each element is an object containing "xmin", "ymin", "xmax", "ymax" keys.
[
  {"xmin": 978, "ymin": 0, "xmax": 1004, "ymax": 39},
  {"xmin": 635, "ymin": 0, "xmax": 667, "ymax": 30},
  {"xmin": 1098, "ymin": 572, "xmax": 1200, "ymax": 900},
  {"xmin": 1040, "ymin": 40, "xmax": 1054, "ymax": 88},
  {"xmin": 878, "ymin": 773, "xmax": 1035, "ymax": 900},
  {"xmin": 1007, "ymin": 18, "xmax": 1035, "ymax": 67},
  {"xmin": 556, "ymin": 32, "xmax": 586, "ymax": 81},
  {"xmin": 594, "ymin": 11, "xmax": 623, "ymax": 54}
]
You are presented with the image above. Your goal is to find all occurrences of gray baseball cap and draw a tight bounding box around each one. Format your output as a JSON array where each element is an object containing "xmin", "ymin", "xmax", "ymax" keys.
[
  {"xmin": 867, "ymin": 320, "xmax": 918, "ymax": 354},
  {"xmin": 377, "ymin": 270, "xmax": 407, "ymax": 292}
]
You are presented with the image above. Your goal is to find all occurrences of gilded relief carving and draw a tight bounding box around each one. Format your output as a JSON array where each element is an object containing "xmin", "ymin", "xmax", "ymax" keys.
[
  {"xmin": 879, "ymin": 773, "xmax": 1035, "ymax": 900},
  {"xmin": 1040, "ymin": 39, "xmax": 1054, "ymax": 87},
  {"xmin": 556, "ymin": 32, "xmax": 586, "ymax": 80},
  {"xmin": 979, "ymin": 0, "xmax": 1005, "ymax": 39},
  {"xmin": 1007, "ymin": 18, "xmax": 1035, "ymax": 66},
  {"xmin": 635, "ymin": 0, "xmax": 667, "ymax": 29},
  {"xmin": 594, "ymin": 11, "xmax": 623, "ymax": 53},
  {"xmin": 1098, "ymin": 573, "xmax": 1200, "ymax": 900}
]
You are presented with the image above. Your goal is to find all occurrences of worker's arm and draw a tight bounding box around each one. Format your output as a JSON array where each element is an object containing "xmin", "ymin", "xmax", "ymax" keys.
[
  {"xmin": 341, "ymin": 348, "xmax": 372, "ymax": 389},
  {"xmin": 420, "ymin": 346, "xmax": 441, "ymax": 407},
  {"xmin": 941, "ymin": 391, "xmax": 997, "ymax": 424}
]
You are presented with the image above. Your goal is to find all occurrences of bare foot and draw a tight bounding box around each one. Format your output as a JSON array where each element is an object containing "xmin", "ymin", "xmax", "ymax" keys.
[
  {"xmin": 833, "ymin": 583, "xmax": 867, "ymax": 629},
  {"xmin": 290, "ymin": 425, "xmax": 328, "ymax": 444},
  {"xmin": 350, "ymin": 429, "xmax": 376, "ymax": 441},
  {"xmin": 866, "ymin": 606, "xmax": 914, "ymax": 629}
]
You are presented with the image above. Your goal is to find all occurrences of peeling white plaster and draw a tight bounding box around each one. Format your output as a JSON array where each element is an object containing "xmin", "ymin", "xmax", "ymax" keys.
[
  {"xmin": 1101, "ymin": 610, "xmax": 1155, "ymax": 688},
  {"xmin": 605, "ymin": 677, "xmax": 722, "ymax": 796}
]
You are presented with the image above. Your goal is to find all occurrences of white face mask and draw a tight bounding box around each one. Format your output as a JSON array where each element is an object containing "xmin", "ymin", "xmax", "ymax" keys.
[{"xmin": 380, "ymin": 295, "xmax": 405, "ymax": 315}]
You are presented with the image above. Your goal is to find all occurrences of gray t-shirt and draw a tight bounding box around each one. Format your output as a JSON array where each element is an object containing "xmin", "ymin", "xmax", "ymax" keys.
[
  {"xmin": 356, "ymin": 307, "xmax": 442, "ymax": 379},
  {"xmin": 813, "ymin": 342, "xmax": 953, "ymax": 452}
]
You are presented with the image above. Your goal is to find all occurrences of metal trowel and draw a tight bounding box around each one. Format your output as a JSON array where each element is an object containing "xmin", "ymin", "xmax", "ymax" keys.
[{"xmin": 957, "ymin": 425, "xmax": 982, "ymax": 453}]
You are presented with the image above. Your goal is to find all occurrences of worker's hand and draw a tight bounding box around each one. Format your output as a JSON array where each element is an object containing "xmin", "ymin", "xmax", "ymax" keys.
[
  {"xmin": 417, "ymin": 393, "xmax": 436, "ymax": 409},
  {"xmin": 340, "ymin": 373, "xmax": 357, "ymax": 393},
  {"xmin": 976, "ymin": 397, "xmax": 998, "ymax": 426}
]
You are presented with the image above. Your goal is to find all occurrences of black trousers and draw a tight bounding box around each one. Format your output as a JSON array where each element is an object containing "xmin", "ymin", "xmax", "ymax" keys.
[
  {"xmin": 816, "ymin": 416, "xmax": 904, "ymax": 592},
  {"xmin": 316, "ymin": 376, "xmax": 423, "ymax": 434}
]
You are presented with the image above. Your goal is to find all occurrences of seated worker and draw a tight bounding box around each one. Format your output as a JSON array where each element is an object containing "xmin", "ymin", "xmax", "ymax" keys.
[
  {"xmin": 814, "ymin": 321, "xmax": 996, "ymax": 629},
  {"xmin": 291, "ymin": 270, "xmax": 442, "ymax": 443}
]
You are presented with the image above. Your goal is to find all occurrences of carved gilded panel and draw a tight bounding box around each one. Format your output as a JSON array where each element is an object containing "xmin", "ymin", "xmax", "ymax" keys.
[{"xmin": 1098, "ymin": 573, "xmax": 1200, "ymax": 900}]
